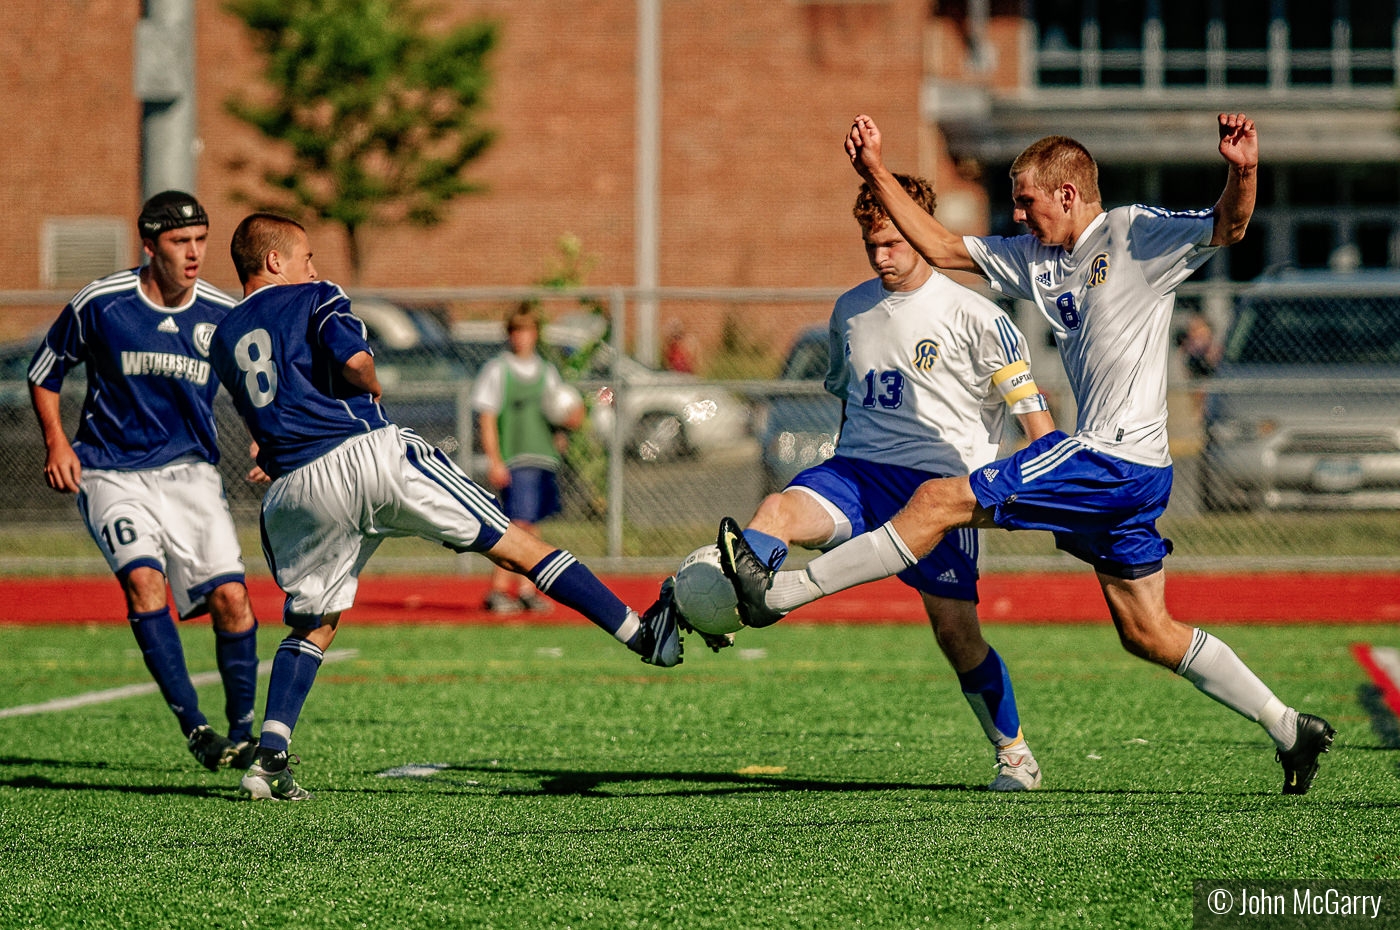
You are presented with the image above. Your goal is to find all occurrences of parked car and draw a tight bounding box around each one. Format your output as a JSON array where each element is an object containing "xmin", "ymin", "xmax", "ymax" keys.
[
  {"xmin": 537, "ymin": 313, "xmax": 751, "ymax": 462},
  {"xmin": 1200, "ymin": 270, "xmax": 1400, "ymax": 511},
  {"xmin": 755, "ymin": 326, "xmax": 841, "ymax": 492}
]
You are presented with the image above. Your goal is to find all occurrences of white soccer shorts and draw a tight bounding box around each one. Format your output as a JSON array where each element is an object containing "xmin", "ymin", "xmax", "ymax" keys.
[
  {"xmin": 77, "ymin": 458, "xmax": 247, "ymax": 619},
  {"xmin": 259, "ymin": 425, "xmax": 509, "ymax": 623}
]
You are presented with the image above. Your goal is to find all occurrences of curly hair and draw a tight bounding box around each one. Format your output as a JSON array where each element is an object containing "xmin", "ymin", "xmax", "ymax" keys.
[
  {"xmin": 853, "ymin": 173, "xmax": 937, "ymax": 235},
  {"xmin": 1010, "ymin": 135, "xmax": 1102, "ymax": 204}
]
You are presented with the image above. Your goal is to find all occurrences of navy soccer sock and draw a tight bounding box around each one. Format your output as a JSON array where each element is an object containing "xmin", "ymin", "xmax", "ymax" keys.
[
  {"xmin": 529, "ymin": 549, "xmax": 631, "ymax": 639},
  {"xmin": 741, "ymin": 529, "xmax": 789, "ymax": 570},
  {"xmin": 128, "ymin": 606, "xmax": 206, "ymax": 736},
  {"xmin": 215, "ymin": 623, "xmax": 259, "ymax": 743},
  {"xmin": 956, "ymin": 647, "xmax": 1022, "ymax": 748},
  {"xmin": 258, "ymin": 637, "xmax": 325, "ymax": 758}
]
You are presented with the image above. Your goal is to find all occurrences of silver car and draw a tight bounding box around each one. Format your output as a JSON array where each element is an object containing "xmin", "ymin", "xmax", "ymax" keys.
[{"xmin": 1200, "ymin": 271, "xmax": 1400, "ymax": 510}]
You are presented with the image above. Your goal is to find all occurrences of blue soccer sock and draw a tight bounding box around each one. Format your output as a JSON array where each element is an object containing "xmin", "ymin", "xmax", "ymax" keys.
[
  {"xmin": 214, "ymin": 623, "xmax": 259, "ymax": 743},
  {"xmin": 742, "ymin": 529, "xmax": 789, "ymax": 570},
  {"xmin": 957, "ymin": 647, "xmax": 1023, "ymax": 749},
  {"xmin": 259, "ymin": 637, "xmax": 325, "ymax": 756},
  {"xmin": 128, "ymin": 606, "xmax": 206, "ymax": 736},
  {"xmin": 528, "ymin": 549, "xmax": 634, "ymax": 643}
]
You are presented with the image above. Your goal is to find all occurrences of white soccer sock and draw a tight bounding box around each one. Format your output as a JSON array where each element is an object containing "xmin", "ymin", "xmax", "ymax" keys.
[
  {"xmin": 767, "ymin": 521, "xmax": 917, "ymax": 613},
  {"xmin": 1176, "ymin": 628, "xmax": 1296, "ymax": 748}
]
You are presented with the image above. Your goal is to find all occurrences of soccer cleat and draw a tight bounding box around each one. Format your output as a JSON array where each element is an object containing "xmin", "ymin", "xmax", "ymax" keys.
[
  {"xmin": 716, "ymin": 517, "xmax": 786, "ymax": 628},
  {"xmin": 226, "ymin": 737, "xmax": 260, "ymax": 771},
  {"xmin": 517, "ymin": 591, "xmax": 552, "ymax": 614},
  {"xmin": 241, "ymin": 754, "xmax": 312, "ymax": 801},
  {"xmin": 1277, "ymin": 713, "xmax": 1336, "ymax": 795},
  {"xmin": 187, "ymin": 724, "xmax": 235, "ymax": 772},
  {"xmin": 675, "ymin": 612, "xmax": 736, "ymax": 653},
  {"xmin": 988, "ymin": 748, "xmax": 1042, "ymax": 792},
  {"xmin": 634, "ymin": 577, "xmax": 683, "ymax": 667},
  {"xmin": 485, "ymin": 590, "xmax": 522, "ymax": 614}
]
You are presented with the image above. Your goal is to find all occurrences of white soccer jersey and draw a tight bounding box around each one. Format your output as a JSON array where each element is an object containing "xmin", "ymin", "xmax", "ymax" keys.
[
  {"xmin": 826, "ymin": 271, "xmax": 1047, "ymax": 475},
  {"xmin": 965, "ymin": 205, "xmax": 1217, "ymax": 467}
]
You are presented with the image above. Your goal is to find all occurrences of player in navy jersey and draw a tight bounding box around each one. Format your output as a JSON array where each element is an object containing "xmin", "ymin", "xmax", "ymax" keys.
[
  {"xmin": 720, "ymin": 112, "xmax": 1334, "ymax": 795},
  {"xmin": 211, "ymin": 213, "xmax": 681, "ymax": 801},
  {"xmin": 27, "ymin": 191, "xmax": 261, "ymax": 773}
]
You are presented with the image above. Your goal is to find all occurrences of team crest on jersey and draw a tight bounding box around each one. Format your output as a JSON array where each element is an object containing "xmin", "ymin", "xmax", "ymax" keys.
[
  {"xmin": 912, "ymin": 339, "xmax": 940, "ymax": 371},
  {"xmin": 158, "ymin": 316, "xmax": 179, "ymax": 334},
  {"xmin": 192, "ymin": 322, "xmax": 216, "ymax": 357},
  {"xmin": 1087, "ymin": 252, "xmax": 1110, "ymax": 288}
]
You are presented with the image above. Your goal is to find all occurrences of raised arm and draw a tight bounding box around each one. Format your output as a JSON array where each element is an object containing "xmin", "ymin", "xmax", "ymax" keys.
[
  {"xmin": 845, "ymin": 114, "xmax": 979, "ymax": 273},
  {"xmin": 1211, "ymin": 112, "xmax": 1258, "ymax": 247}
]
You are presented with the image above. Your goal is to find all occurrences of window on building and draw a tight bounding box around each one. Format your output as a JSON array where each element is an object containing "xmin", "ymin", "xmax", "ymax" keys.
[
  {"xmin": 41, "ymin": 218, "xmax": 130, "ymax": 290},
  {"xmin": 1031, "ymin": 1, "xmax": 1399, "ymax": 89}
]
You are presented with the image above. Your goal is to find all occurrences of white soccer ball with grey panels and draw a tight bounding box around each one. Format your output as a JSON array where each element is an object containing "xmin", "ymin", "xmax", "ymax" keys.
[
  {"xmin": 673, "ymin": 544, "xmax": 744, "ymax": 635},
  {"xmin": 542, "ymin": 382, "xmax": 584, "ymax": 427}
]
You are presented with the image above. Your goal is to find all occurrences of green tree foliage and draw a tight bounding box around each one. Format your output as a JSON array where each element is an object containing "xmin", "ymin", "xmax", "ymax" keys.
[{"xmin": 224, "ymin": 0, "xmax": 496, "ymax": 277}]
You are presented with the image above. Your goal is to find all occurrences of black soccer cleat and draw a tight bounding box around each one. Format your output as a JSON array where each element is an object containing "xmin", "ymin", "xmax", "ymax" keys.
[
  {"xmin": 715, "ymin": 517, "xmax": 786, "ymax": 628},
  {"xmin": 186, "ymin": 724, "xmax": 236, "ymax": 772},
  {"xmin": 1277, "ymin": 713, "xmax": 1336, "ymax": 795},
  {"xmin": 634, "ymin": 577, "xmax": 684, "ymax": 668}
]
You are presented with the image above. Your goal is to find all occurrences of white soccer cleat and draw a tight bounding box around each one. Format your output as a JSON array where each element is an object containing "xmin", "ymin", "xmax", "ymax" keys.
[{"xmin": 988, "ymin": 748, "xmax": 1042, "ymax": 792}]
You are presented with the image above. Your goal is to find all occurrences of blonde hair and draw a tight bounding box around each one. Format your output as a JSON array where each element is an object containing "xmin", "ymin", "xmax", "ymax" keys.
[{"xmin": 1010, "ymin": 135, "xmax": 1102, "ymax": 204}]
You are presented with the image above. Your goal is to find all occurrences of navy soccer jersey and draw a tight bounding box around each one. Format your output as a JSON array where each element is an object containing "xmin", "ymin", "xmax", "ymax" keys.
[
  {"xmin": 27, "ymin": 269, "xmax": 236, "ymax": 470},
  {"xmin": 210, "ymin": 281, "xmax": 390, "ymax": 479}
]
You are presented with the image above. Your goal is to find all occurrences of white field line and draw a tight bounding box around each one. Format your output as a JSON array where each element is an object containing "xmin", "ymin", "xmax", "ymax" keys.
[{"xmin": 0, "ymin": 648, "xmax": 359, "ymax": 719}]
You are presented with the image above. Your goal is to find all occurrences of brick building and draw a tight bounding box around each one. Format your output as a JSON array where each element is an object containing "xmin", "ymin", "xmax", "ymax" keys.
[{"xmin": 5, "ymin": 2, "xmax": 1399, "ymax": 360}]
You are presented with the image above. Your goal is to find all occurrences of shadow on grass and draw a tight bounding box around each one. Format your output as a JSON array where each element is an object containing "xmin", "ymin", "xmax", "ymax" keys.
[{"xmin": 0, "ymin": 756, "xmax": 243, "ymax": 799}]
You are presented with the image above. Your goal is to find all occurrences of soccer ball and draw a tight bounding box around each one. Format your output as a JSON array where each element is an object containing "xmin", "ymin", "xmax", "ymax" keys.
[
  {"xmin": 673, "ymin": 544, "xmax": 743, "ymax": 635},
  {"xmin": 542, "ymin": 383, "xmax": 583, "ymax": 427}
]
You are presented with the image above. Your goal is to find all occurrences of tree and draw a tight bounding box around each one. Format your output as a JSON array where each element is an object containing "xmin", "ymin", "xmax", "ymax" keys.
[{"xmin": 224, "ymin": 0, "xmax": 496, "ymax": 278}]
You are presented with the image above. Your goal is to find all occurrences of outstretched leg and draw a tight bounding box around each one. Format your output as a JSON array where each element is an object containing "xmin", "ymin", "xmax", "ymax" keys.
[{"xmin": 1099, "ymin": 570, "xmax": 1335, "ymax": 794}]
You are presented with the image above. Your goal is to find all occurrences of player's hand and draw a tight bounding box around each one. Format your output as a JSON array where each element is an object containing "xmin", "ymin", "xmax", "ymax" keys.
[
  {"xmin": 1217, "ymin": 113, "xmax": 1258, "ymax": 170},
  {"xmin": 845, "ymin": 114, "xmax": 885, "ymax": 177},
  {"xmin": 487, "ymin": 460, "xmax": 511, "ymax": 490},
  {"xmin": 247, "ymin": 464, "xmax": 272, "ymax": 485},
  {"xmin": 42, "ymin": 444, "xmax": 81, "ymax": 493}
]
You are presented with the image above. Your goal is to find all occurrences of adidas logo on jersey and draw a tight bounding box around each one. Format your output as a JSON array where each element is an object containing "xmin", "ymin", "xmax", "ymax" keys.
[
  {"xmin": 158, "ymin": 316, "xmax": 179, "ymax": 334},
  {"xmin": 982, "ymin": 466, "xmax": 1000, "ymax": 482},
  {"xmin": 1034, "ymin": 271, "xmax": 1053, "ymax": 288}
]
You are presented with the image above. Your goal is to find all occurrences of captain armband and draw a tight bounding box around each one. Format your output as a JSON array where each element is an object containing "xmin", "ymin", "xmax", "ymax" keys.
[{"xmin": 990, "ymin": 360, "xmax": 1046, "ymax": 410}]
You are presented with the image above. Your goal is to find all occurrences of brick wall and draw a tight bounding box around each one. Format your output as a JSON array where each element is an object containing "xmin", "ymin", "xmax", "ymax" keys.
[{"xmin": 2, "ymin": 0, "xmax": 935, "ymax": 360}]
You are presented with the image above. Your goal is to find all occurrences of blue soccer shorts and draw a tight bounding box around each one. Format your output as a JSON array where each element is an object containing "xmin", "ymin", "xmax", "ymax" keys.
[
  {"xmin": 789, "ymin": 454, "xmax": 980, "ymax": 602},
  {"xmin": 500, "ymin": 465, "xmax": 562, "ymax": 524},
  {"xmin": 969, "ymin": 431, "xmax": 1174, "ymax": 579}
]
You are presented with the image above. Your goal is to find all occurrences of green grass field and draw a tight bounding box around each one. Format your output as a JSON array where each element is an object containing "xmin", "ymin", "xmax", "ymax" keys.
[{"xmin": 1, "ymin": 621, "xmax": 1395, "ymax": 929}]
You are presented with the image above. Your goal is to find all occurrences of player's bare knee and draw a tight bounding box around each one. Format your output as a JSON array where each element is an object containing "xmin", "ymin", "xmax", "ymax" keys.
[
  {"xmin": 120, "ymin": 566, "xmax": 168, "ymax": 614},
  {"xmin": 207, "ymin": 582, "xmax": 256, "ymax": 634}
]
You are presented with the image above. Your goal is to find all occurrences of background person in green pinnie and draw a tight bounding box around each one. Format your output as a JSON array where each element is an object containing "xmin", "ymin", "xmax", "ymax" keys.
[{"xmin": 471, "ymin": 303, "xmax": 585, "ymax": 613}]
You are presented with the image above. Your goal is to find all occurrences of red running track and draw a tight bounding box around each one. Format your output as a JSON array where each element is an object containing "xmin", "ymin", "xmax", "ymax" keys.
[{"xmin": 1, "ymin": 572, "xmax": 1397, "ymax": 625}]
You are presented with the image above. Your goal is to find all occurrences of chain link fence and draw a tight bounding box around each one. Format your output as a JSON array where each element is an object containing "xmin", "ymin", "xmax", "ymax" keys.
[{"xmin": 2, "ymin": 279, "xmax": 1398, "ymax": 575}]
